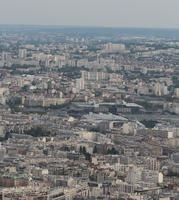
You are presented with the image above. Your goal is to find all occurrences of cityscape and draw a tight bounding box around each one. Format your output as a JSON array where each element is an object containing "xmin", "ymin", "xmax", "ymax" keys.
[{"xmin": 0, "ymin": 24, "xmax": 178, "ymax": 199}]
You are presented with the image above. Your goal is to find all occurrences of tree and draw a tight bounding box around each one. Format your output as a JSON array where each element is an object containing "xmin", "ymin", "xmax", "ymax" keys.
[
  {"xmin": 64, "ymin": 146, "xmax": 70, "ymax": 151},
  {"xmin": 140, "ymin": 120, "xmax": 157, "ymax": 129},
  {"xmin": 107, "ymin": 147, "xmax": 118, "ymax": 155},
  {"xmin": 79, "ymin": 146, "xmax": 91, "ymax": 162},
  {"xmin": 82, "ymin": 146, "xmax": 86, "ymax": 154},
  {"xmin": 79, "ymin": 146, "xmax": 83, "ymax": 153},
  {"xmin": 93, "ymin": 146, "xmax": 97, "ymax": 154},
  {"xmin": 0, "ymin": 132, "xmax": 11, "ymax": 142},
  {"xmin": 85, "ymin": 152, "xmax": 91, "ymax": 162},
  {"xmin": 24, "ymin": 127, "xmax": 50, "ymax": 137}
]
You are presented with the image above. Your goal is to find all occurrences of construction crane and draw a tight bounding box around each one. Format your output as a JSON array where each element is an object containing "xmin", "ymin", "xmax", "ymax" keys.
[{"xmin": 140, "ymin": 131, "xmax": 161, "ymax": 157}]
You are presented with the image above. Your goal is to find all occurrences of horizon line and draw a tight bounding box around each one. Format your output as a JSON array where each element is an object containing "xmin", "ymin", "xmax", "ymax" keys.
[{"xmin": 0, "ymin": 23, "xmax": 179, "ymax": 30}]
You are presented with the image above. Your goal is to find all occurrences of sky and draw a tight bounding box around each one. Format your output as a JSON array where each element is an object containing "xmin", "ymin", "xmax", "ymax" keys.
[{"xmin": 0, "ymin": 0, "xmax": 179, "ymax": 28}]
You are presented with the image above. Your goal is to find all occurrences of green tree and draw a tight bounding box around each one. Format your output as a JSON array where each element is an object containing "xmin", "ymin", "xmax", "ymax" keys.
[
  {"xmin": 82, "ymin": 147, "xmax": 86, "ymax": 154},
  {"xmin": 85, "ymin": 152, "xmax": 91, "ymax": 162},
  {"xmin": 24, "ymin": 127, "xmax": 50, "ymax": 137},
  {"xmin": 107, "ymin": 147, "xmax": 118, "ymax": 155},
  {"xmin": 93, "ymin": 146, "xmax": 97, "ymax": 154},
  {"xmin": 79, "ymin": 146, "xmax": 83, "ymax": 153},
  {"xmin": 140, "ymin": 120, "xmax": 157, "ymax": 129}
]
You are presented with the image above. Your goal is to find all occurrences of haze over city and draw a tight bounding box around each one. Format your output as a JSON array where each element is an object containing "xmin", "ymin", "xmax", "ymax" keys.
[{"xmin": 0, "ymin": 0, "xmax": 179, "ymax": 28}]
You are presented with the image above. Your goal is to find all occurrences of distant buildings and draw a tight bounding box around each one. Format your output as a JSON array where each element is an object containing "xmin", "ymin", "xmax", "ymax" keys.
[
  {"xmin": 18, "ymin": 49, "xmax": 27, "ymax": 60},
  {"xmin": 104, "ymin": 43, "xmax": 125, "ymax": 53},
  {"xmin": 0, "ymin": 26, "xmax": 179, "ymax": 199}
]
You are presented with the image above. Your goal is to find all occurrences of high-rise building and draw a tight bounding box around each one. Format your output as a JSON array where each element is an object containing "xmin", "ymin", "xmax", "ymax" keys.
[
  {"xmin": 2, "ymin": 52, "xmax": 9, "ymax": 61},
  {"xmin": 104, "ymin": 43, "xmax": 125, "ymax": 53},
  {"xmin": 81, "ymin": 71, "xmax": 108, "ymax": 82},
  {"xmin": 154, "ymin": 82, "xmax": 168, "ymax": 96},
  {"xmin": 174, "ymin": 88, "xmax": 179, "ymax": 97},
  {"xmin": 18, "ymin": 49, "xmax": 27, "ymax": 59},
  {"xmin": 75, "ymin": 78, "xmax": 85, "ymax": 91}
]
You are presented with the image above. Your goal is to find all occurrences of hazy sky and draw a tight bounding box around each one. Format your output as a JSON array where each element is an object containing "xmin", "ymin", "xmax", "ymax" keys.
[{"xmin": 0, "ymin": 0, "xmax": 179, "ymax": 28}]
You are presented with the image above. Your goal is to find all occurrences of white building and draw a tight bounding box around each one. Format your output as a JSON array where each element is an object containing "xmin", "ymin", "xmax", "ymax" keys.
[
  {"xmin": 127, "ymin": 166, "xmax": 142, "ymax": 184},
  {"xmin": 154, "ymin": 82, "xmax": 168, "ymax": 96},
  {"xmin": 141, "ymin": 170, "xmax": 163, "ymax": 184},
  {"xmin": 104, "ymin": 43, "xmax": 125, "ymax": 53},
  {"xmin": 174, "ymin": 88, "xmax": 179, "ymax": 97},
  {"xmin": 127, "ymin": 166, "xmax": 163, "ymax": 185},
  {"xmin": 19, "ymin": 49, "xmax": 27, "ymax": 59},
  {"xmin": 75, "ymin": 78, "xmax": 84, "ymax": 91}
]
